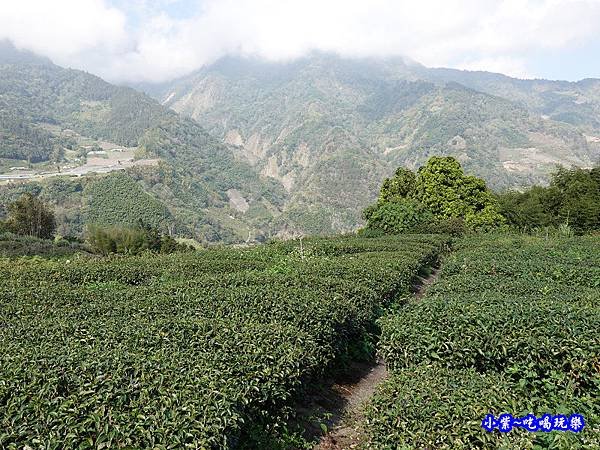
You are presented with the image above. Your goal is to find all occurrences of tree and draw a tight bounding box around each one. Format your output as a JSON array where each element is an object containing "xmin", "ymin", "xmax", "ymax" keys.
[
  {"xmin": 367, "ymin": 199, "xmax": 432, "ymax": 234},
  {"xmin": 551, "ymin": 167, "xmax": 600, "ymax": 232},
  {"xmin": 496, "ymin": 165, "xmax": 600, "ymax": 233},
  {"xmin": 414, "ymin": 157, "xmax": 504, "ymax": 230},
  {"xmin": 51, "ymin": 144, "xmax": 65, "ymax": 163},
  {"xmin": 379, "ymin": 167, "xmax": 417, "ymax": 202},
  {"xmin": 6, "ymin": 194, "xmax": 56, "ymax": 239},
  {"xmin": 363, "ymin": 156, "xmax": 505, "ymax": 234}
]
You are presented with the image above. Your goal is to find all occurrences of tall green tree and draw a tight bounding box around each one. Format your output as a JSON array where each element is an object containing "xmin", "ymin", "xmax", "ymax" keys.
[
  {"xmin": 414, "ymin": 157, "xmax": 504, "ymax": 230},
  {"xmin": 363, "ymin": 156, "xmax": 505, "ymax": 234},
  {"xmin": 379, "ymin": 168, "xmax": 417, "ymax": 202},
  {"xmin": 6, "ymin": 193, "xmax": 56, "ymax": 239}
]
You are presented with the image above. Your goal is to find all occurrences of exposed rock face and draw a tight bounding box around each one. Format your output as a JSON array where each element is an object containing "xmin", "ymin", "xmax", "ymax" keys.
[
  {"xmin": 227, "ymin": 189, "xmax": 250, "ymax": 213},
  {"xmin": 154, "ymin": 53, "xmax": 600, "ymax": 233},
  {"xmin": 224, "ymin": 129, "xmax": 244, "ymax": 147},
  {"xmin": 449, "ymin": 135, "xmax": 467, "ymax": 150}
]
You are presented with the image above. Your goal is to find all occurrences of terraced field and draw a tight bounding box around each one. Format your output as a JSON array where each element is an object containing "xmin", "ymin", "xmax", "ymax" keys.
[{"xmin": 0, "ymin": 235, "xmax": 448, "ymax": 448}]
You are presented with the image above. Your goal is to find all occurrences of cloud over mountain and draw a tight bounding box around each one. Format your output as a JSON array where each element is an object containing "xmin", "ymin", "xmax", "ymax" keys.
[{"xmin": 2, "ymin": 0, "xmax": 600, "ymax": 82}]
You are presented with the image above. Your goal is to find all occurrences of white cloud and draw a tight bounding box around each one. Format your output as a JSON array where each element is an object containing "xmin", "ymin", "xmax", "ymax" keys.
[
  {"xmin": 456, "ymin": 57, "xmax": 533, "ymax": 79},
  {"xmin": 1, "ymin": 0, "xmax": 600, "ymax": 82},
  {"xmin": 0, "ymin": 1, "xmax": 128, "ymax": 62}
]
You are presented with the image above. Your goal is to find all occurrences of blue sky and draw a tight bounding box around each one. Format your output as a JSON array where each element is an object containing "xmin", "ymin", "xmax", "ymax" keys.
[
  {"xmin": 109, "ymin": 0, "xmax": 203, "ymax": 23},
  {"xmin": 529, "ymin": 40, "xmax": 600, "ymax": 81},
  {"xmin": 2, "ymin": 0, "xmax": 600, "ymax": 83}
]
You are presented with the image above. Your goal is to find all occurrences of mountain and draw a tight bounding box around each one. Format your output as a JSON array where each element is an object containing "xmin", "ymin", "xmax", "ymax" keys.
[
  {"xmin": 2, "ymin": 44, "xmax": 599, "ymax": 238},
  {"xmin": 420, "ymin": 67, "xmax": 600, "ymax": 132},
  {"xmin": 0, "ymin": 41, "xmax": 285, "ymax": 242},
  {"xmin": 144, "ymin": 53, "xmax": 600, "ymax": 233}
]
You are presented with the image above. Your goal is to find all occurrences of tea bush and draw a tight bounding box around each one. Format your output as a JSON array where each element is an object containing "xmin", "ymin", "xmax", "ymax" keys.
[
  {"xmin": 366, "ymin": 235, "xmax": 600, "ymax": 449},
  {"xmin": 0, "ymin": 234, "xmax": 448, "ymax": 448},
  {"xmin": 0, "ymin": 232, "xmax": 90, "ymax": 258}
]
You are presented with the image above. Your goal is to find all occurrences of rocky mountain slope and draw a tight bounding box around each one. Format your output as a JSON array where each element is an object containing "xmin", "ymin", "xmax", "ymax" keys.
[
  {"xmin": 146, "ymin": 53, "xmax": 600, "ymax": 233},
  {"xmin": 2, "ymin": 42, "xmax": 598, "ymax": 238}
]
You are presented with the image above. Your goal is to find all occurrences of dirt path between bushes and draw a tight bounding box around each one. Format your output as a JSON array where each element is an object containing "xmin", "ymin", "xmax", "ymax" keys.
[{"xmin": 311, "ymin": 267, "xmax": 441, "ymax": 450}]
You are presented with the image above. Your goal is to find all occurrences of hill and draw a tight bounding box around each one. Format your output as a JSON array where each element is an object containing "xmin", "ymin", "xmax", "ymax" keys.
[
  {"xmin": 146, "ymin": 53, "xmax": 600, "ymax": 233},
  {"xmin": 420, "ymin": 66, "xmax": 600, "ymax": 133},
  {"xmin": 0, "ymin": 41, "xmax": 285, "ymax": 243}
]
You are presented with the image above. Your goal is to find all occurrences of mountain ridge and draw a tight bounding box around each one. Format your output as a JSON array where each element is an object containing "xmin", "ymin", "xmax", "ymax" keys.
[
  {"xmin": 0, "ymin": 41, "xmax": 286, "ymax": 242},
  {"xmin": 2, "ymin": 42, "xmax": 599, "ymax": 237},
  {"xmin": 142, "ymin": 52, "xmax": 599, "ymax": 232}
]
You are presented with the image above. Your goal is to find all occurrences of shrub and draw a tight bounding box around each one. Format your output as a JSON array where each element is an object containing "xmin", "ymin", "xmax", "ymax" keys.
[
  {"xmin": 357, "ymin": 227, "xmax": 385, "ymax": 238},
  {"xmin": 86, "ymin": 223, "xmax": 187, "ymax": 255},
  {"xmin": 0, "ymin": 235, "xmax": 450, "ymax": 448},
  {"xmin": 416, "ymin": 216, "xmax": 466, "ymax": 236},
  {"xmin": 0, "ymin": 220, "xmax": 10, "ymax": 234},
  {"xmin": 369, "ymin": 235, "xmax": 600, "ymax": 449},
  {"xmin": 0, "ymin": 232, "xmax": 88, "ymax": 257}
]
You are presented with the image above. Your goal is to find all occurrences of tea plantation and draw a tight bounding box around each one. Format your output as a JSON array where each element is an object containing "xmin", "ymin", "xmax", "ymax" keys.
[
  {"xmin": 0, "ymin": 235, "xmax": 448, "ymax": 448},
  {"xmin": 366, "ymin": 235, "xmax": 600, "ymax": 449}
]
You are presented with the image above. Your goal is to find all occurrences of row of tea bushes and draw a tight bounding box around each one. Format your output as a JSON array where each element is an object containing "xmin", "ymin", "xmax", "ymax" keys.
[
  {"xmin": 0, "ymin": 234, "xmax": 448, "ymax": 448},
  {"xmin": 365, "ymin": 235, "xmax": 600, "ymax": 449}
]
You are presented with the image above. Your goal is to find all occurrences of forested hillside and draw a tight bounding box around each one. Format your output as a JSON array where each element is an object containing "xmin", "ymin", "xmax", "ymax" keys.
[
  {"xmin": 148, "ymin": 53, "xmax": 599, "ymax": 233},
  {"xmin": 3, "ymin": 43, "xmax": 599, "ymax": 239},
  {"xmin": 0, "ymin": 42, "xmax": 285, "ymax": 243},
  {"xmin": 421, "ymin": 66, "xmax": 600, "ymax": 133}
]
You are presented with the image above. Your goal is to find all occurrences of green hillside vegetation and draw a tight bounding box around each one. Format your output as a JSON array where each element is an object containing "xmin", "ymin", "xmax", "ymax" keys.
[
  {"xmin": 0, "ymin": 234, "xmax": 448, "ymax": 448},
  {"xmin": 0, "ymin": 105, "xmax": 76, "ymax": 162},
  {"xmin": 422, "ymin": 66, "xmax": 600, "ymax": 133},
  {"xmin": 3, "ymin": 44, "xmax": 598, "ymax": 238},
  {"xmin": 0, "ymin": 171, "xmax": 264, "ymax": 242},
  {"xmin": 151, "ymin": 53, "xmax": 599, "ymax": 234},
  {"xmin": 84, "ymin": 172, "xmax": 172, "ymax": 230},
  {"xmin": 0, "ymin": 176, "xmax": 87, "ymax": 237},
  {"xmin": 367, "ymin": 234, "xmax": 600, "ymax": 449},
  {"xmin": 0, "ymin": 42, "xmax": 286, "ymax": 243},
  {"xmin": 0, "ymin": 191, "xmax": 187, "ymax": 257},
  {"xmin": 0, "ymin": 42, "xmax": 167, "ymax": 148},
  {"xmin": 497, "ymin": 166, "xmax": 600, "ymax": 233}
]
